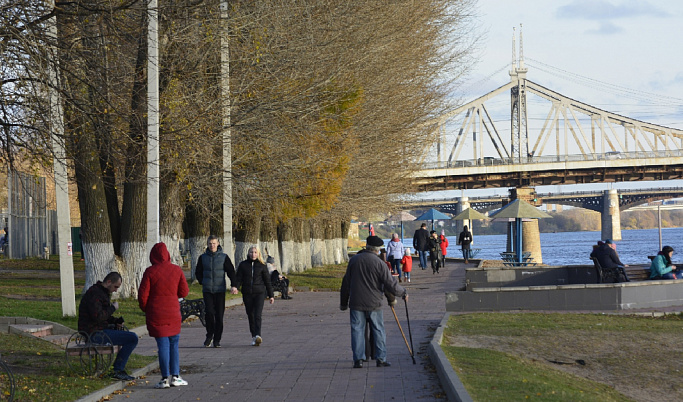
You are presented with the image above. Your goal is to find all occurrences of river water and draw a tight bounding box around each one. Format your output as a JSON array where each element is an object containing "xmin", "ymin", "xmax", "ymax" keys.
[{"xmin": 389, "ymin": 227, "xmax": 683, "ymax": 266}]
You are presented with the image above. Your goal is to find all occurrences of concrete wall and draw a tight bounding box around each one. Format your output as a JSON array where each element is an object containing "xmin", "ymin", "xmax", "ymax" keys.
[
  {"xmin": 447, "ymin": 280, "xmax": 683, "ymax": 312},
  {"xmin": 465, "ymin": 265, "xmax": 598, "ymax": 290}
]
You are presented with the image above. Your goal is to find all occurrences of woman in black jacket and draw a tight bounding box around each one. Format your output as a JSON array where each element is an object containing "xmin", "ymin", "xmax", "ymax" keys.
[{"xmin": 231, "ymin": 246, "xmax": 274, "ymax": 346}]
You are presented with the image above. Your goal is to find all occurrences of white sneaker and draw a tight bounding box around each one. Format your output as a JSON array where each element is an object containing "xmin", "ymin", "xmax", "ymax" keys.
[
  {"xmin": 154, "ymin": 378, "xmax": 170, "ymax": 389},
  {"xmin": 251, "ymin": 336, "xmax": 256, "ymax": 346},
  {"xmin": 408, "ymin": 278, "xmax": 411, "ymax": 283},
  {"xmin": 170, "ymin": 376, "xmax": 188, "ymax": 387},
  {"xmin": 255, "ymin": 335, "xmax": 262, "ymax": 346}
]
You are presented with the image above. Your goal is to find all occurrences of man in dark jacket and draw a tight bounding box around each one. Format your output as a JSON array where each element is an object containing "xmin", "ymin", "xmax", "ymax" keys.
[
  {"xmin": 413, "ymin": 223, "xmax": 430, "ymax": 270},
  {"xmin": 590, "ymin": 239, "xmax": 629, "ymax": 282},
  {"xmin": 195, "ymin": 235, "xmax": 236, "ymax": 348},
  {"xmin": 78, "ymin": 271, "xmax": 139, "ymax": 381},
  {"xmin": 340, "ymin": 236, "xmax": 407, "ymax": 369}
]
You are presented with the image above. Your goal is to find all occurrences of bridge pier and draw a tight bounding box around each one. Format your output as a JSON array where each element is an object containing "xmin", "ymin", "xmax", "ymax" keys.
[
  {"xmin": 601, "ymin": 189, "xmax": 622, "ymax": 241},
  {"xmin": 508, "ymin": 188, "xmax": 543, "ymax": 264},
  {"xmin": 455, "ymin": 197, "xmax": 471, "ymax": 239}
]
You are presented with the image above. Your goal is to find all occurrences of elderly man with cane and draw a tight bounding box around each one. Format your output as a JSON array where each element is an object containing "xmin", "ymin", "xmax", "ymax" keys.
[{"xmin": 341, "ymin": 235, "xmax": 407, "ymax": 369}]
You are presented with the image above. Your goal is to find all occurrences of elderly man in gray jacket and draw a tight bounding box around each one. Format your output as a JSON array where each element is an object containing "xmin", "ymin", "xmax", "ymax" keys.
[{"xmin": 340, "ymin": 235, "xmax": 407, "ymax": 369}]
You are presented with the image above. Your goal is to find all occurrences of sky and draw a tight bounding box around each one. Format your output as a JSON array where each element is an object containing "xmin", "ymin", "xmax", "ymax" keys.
[{"xmin": 428, "ymin": 0, "xmax": 683, "ymax": 199}]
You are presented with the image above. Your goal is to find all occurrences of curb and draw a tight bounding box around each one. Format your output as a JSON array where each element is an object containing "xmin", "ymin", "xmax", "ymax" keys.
[
  {"xmin": 75, "ymin": 360, "xmax": 160, "ymax": 402},
  {"xmin": 428, "ymin": 313, "xmax": 473, "ymax": 402}
]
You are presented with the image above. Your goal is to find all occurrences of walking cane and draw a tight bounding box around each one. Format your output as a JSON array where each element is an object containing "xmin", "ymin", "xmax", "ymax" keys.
[
  {"xmin": 403, "ymin": 297, "xmax": 416, "ymax": 364},
  {"xmin": 391, "ymin": 305, "xmax": 416, "ymax": 364}
]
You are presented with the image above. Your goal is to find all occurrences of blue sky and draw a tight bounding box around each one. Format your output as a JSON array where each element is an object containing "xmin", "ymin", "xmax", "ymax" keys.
[
  {"xmin": 427, "ymin": 0, "xmax": 683, "ymax": 199},
  {"xmin": 465, "ymin": 0, "xmax": 683, "ymax": 128}
]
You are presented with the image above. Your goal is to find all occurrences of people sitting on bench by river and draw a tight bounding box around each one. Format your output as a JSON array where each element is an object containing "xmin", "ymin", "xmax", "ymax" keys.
[
  {"xmin": 78, "ymin": 271, "xmax": 139, "ymax": 381},
  {"xmin": 267, "ymin": 256, "xmax": 292, "ymax": 300},
  {"xmin": 649, "ymin": 245, "xmax": 682, "ymax": 280},
  {"xmin": 590, "ymin": 239, "xmax": 630, "ymax": 282}
]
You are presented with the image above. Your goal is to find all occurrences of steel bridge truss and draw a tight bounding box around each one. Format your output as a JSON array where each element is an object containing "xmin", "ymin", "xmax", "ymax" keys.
[{"xmin": 437, "ymin": 79, "xmax": 683, "ymax": 166}]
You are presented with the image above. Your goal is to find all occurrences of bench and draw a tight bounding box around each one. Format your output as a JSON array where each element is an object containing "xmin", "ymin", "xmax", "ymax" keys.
[
  {"xmin": 590, "ymin": 257, "xmax": 629, "ymax": 283},
  {"xmin": 623, "ymin": 265, "xmax": 651, "ymax": 281},
  {"xmin": 469, "ymin": 248, "xmax": 482, "ymax": 259},
  {"xmin": 180, "ymin": 298, "xmax": 206, "ymax": 327},
  {"xmin": 500, "ymin": 251, "xmax": 537, "ymax": 267},
  {"xmin": 65, "ymin": 331, "xmax": 120, "ymax": 377}
]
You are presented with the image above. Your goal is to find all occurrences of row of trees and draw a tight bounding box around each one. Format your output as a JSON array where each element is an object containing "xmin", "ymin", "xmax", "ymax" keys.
[{"xmin": 1, "ymin": 0, "xmax": 478, "ymax": 296}]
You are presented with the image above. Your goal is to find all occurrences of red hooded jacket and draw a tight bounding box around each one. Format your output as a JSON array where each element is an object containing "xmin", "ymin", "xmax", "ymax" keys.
[
  {"xmin": 439, "ymin": 235, "xmax": 449, "ymax": 256},
  {"xmin": 138, "ymin": 242, "xmax": 189, "ymax": 338}
]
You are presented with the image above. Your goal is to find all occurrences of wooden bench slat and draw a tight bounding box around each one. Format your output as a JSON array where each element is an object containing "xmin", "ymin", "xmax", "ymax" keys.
[{"xmin": 65, "ymin": 345, "xmax": 120, "ymax": 356}]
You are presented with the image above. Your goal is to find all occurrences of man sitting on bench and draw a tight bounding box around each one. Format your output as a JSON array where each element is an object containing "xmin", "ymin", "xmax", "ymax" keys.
[
  {"xmin": 78, "ymin": 271, "xmax": 139, "ymax": 380},
  {"xmin": 590, "ymin": 239, "xmax": 630, "ymax": 282}
]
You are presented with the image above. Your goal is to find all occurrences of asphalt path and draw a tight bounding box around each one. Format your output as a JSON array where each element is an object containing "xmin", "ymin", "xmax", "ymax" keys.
[{"xmin": 108, "ymin": 261, "xmax": 463, "ymax": 401}]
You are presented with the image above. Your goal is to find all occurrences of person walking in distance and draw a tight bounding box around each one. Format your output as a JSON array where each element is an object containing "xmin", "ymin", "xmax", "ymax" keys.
[
  {"xmin": 138, "ymin": 243, "xmax": 190, "ymax": 389},
  {"xmin": 231, "ymin": 246, "xmax": 274, "ymax": 346},
  {"xmin": 195, "ymin": 235, "xmax": 236, "ymax": 348},
  {"xmin": 457, "ymin": 225, "xmax": 473, "ymax": 264},
  {"xmin": 428, "ymin": 230, "xmax": 441, "ymax": 274},
  {"xmin": 386, "ymin": 233, "xmax": 404, "ymax": 281},
  {"xmin": 340, "ymin": 235, "xmax": 407, "ymax": 369},
  {"xmin": 412, "ymin": 223, "xmax": 430, "ymax": 270}
]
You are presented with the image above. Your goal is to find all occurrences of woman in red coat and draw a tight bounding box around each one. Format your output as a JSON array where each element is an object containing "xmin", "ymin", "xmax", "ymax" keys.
[{"xmin": 138, "ymin": 242, "xmax": 189, "ymax": 389}]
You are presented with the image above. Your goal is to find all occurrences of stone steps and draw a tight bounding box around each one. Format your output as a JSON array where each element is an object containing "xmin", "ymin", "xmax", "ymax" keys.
[
  {"xmin": 1, "ymin": 317, "xmax": 75, "ymax": 346},
  {"xmin": 9, "ymin": 323, "xmax": 53, "ymax": 338}
]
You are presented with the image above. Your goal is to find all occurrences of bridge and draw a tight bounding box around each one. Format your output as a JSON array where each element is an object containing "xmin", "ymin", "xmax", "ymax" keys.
[
  {"xmin": 408, "ymin": 187, "xmax": 683, "ymax": 213},
  {"xmin": 405, "ymin": 28, "xmax": 683, "ymax": 262}
]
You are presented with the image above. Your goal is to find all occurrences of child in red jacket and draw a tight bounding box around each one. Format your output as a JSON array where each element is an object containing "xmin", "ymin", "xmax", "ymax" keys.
[
  {"xmin": 401, "ymin": 248, "xmax": 413, "ymax": 283},
  {"xmin": 439, "ymin": 234, "xmax": 449, "ymax": 269}
]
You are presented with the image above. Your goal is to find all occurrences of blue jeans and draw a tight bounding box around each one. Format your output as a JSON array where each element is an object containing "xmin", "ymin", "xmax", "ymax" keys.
[
  {"xmin": 155, "ymin": 334, "xmax": 180, "ymax": 378},
  {"xmin": 350, "ymin": 309, "xmax": 386, "ymax": 362},
  {"xmin": 417, "ymin": 250, "xmax": 428, "ymax": 269},
  {"xmin": 102, "ymin": 329, "xmax": 139, "ymax": 372},
  {"xmin": 461, "ymin": 248, "xmax": 471, "ymax": 260},
  {"xmin": 390, "ymin": 259, "xmax": 402, "ymax": 277}
]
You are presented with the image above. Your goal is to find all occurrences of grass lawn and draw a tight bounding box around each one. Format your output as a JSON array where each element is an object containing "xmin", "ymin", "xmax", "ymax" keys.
[
  {"xmin": 443, "ymin": 312, "xmax": 683, "ymax": 401},
  {"xmin": 286, "ymin": 263, "xmax": 347, "ymax": 291}
]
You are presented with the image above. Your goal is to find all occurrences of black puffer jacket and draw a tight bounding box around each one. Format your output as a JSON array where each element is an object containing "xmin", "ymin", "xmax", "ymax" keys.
[{"xmin": 234, "ymin": 259, "xmax": 274, "ymax": 297}]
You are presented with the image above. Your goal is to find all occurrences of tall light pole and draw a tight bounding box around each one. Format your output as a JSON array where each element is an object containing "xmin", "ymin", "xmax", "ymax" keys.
[
  {"xmin": 48, "ymin": 1, "xmax": 76, "ymax": 316},
  {"xmin": 147, "ymin": 0, "xmax": 160, "ymax": 253},
  {"xmin": 220, "ymin": 0, "xmax": 233, "ymax": 259}
]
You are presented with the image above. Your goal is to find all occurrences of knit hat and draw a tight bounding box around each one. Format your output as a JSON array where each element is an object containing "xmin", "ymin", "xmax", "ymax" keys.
[{"xmin": 266, "ymin": 256, "xmax": 275, "ymax": 264}]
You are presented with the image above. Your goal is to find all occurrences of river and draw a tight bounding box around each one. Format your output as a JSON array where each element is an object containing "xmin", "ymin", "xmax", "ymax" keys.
[{"xmin": 388, "ymin": 227, "xmax": 683, "ymax": 266}]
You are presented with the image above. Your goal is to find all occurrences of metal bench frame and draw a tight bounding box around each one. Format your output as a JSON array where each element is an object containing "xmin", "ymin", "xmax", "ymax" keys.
[
  {"xmin": 180, "ymin": 298, "xmax": 206, "ymax": 327},
  {"xmin": 65, "ymin": 331, "xmax": 120, "ymax": 377}
]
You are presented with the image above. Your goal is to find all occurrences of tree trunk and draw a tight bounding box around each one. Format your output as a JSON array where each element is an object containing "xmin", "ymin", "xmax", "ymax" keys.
[
  {"xmin": 115, "ymin": 18, "xmax": 149, "ymax": 298},
  {"xmin": 160, "ymin": 182, "xmax": 186, "ymax": 267},
  {"xmin": 277, "ymin": 219, "xmax": 296, "ymax": 273},
  {"xmin": 322, "ymin": 217, "xmax": 335, "ymax": 265},
  {"xmin": 309, "ymin": 217, "xmax": 324, "ymax": 266},
  {"xmin": 295, "ymin": 218, "xmax": 311, "ymax": 271},
  {"xmin": 260, "ymin": 215, "xmax": 279, "ymax": 268},
  {"xmin": 184, "ymin": 204, "xmax": 210, "ymax": 281},
  {"xmin": 341, "ymin": 218, "xmax": 351, "ymax": 263},
  {"xmin": 234, "ymin": 213, "xmax": 260, "ymax": 265},
  {"xmin": 72, "ymin": 126, "xmax": 117, "ymax": 293}
]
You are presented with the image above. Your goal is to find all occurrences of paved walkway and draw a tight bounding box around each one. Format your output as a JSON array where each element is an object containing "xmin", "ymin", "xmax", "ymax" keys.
[{"xmin": 109, "ymin": 262, "xmax": 465, "ymax": 401}]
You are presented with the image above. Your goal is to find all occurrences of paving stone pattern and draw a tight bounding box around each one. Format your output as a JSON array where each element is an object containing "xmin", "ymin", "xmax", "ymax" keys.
[{"xmin": 110, "ymin": 262, "xmax": 465, "ymax": 401}]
